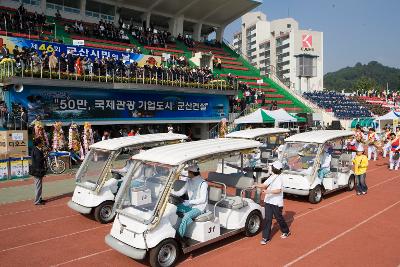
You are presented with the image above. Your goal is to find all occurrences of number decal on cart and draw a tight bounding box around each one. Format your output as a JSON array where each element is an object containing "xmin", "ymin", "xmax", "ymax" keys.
[{"xmin": 208, "ymin": 226, "xmax": 215, "ymax": 233}]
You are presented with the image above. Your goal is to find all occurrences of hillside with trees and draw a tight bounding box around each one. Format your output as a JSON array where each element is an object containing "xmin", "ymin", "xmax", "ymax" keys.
[{"xmin": 324, "ymin": 61, "xmax": 400, "ymax": 92}]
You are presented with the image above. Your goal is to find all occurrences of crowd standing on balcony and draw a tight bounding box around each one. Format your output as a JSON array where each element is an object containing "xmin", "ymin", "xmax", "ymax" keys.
[
  {"xmin": 0, "ymin": 4, "xmax": 49, "ymax": 35},
  {"xmin": 64, "ymin": 19, "xmax": 130, "ymax": 43},
  {"xmin": 303, "ymin": 91, "xmax": 372, "ymax": 119},
  {"xmin": 132, "ymin": 26, "xmax": 172, "ymax": 47},
  {"xmin": 4, "ymin": 43, "xmax": 220, "ymax": 87}
]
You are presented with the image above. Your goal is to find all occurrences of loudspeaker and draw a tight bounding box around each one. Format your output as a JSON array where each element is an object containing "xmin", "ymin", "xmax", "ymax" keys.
[
  {"xmin": 331, "ymin": 120, "xmax": 341, "ymax": 130},
  {"xmin": 14, "ymin": 84, "xmax": 23, "ymax": 92}
]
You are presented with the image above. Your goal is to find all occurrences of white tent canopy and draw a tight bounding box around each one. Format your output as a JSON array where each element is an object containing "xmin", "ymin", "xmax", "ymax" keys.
[
  {"xmin": 234, "ymin": 108, "xmax": 275, "ymax": 124},
  {"xmin": 234, "ymin": 108, "xmax": 298, "ymax": 125},
  {"xmin": 376, "ymin": 110, "xmax": 400, "ymax": 121},
  {"xmin": 375, "ymin": 110, "xmax": 400, "ymax": 132},
  {"xmin": 264, "ymin": 109, "xmax": 297, "ymax": 123}
]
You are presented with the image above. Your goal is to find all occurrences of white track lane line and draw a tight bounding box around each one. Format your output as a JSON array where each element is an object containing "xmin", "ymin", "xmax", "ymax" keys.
[
  {"xmin": 0, "ymin": 203, "xmax": 68, "ymax": 217},
  {"xmin": 0, "ymin": 214, "xmax": 79, "ymax": 232},
  {"xmin": 51, "ymin": 249, "xmax": 113, "ymax": 266},
  {"xmin": 0, "ymin": 225, "xmax": 109, "ymax": 253},
  {"xmin": 284, "ymin": 199, "xmax": 400, "ymax": 266},
  {"xmin": 14, "ymin": 166, "xmax": 395, "ymax": 265},
  {"xmin": 294, "ymin": 174, "xmax": 400, "ymax": 220},
  {"xmin": 181, "ymin": 173, "xmax": 399, "ymax": 263}
]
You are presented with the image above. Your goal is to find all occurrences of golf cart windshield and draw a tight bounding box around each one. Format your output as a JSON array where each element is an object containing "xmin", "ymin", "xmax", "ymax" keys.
[
  {"xmin": 76, "ymin": 149, "xmax": 113, "ymax": 190},
  {"xmin": 116, "ymin": 160, "xmax": 175, "ymax": 224},
  {"xmin": 282, "ymin": 142, "xmax": 320, "ymax": 175}
]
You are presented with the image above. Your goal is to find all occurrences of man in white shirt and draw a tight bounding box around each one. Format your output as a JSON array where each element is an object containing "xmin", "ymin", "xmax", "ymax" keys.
[
  {"xmin": 173, "ymin": 164, "xmax": 208, "ymax": 237},
  {"xmin": 253, "ymin": 161, "xmax": 290, "ymax": 245},
  {"xmin": 318, "ymin": 146, "xmax": 332, "ymax": 180}
]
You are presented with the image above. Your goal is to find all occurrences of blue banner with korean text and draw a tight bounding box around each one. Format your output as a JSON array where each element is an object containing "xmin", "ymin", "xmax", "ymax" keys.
[
  {"xmin": 8, "ymin": 85, "xmax": 228, "ymax": 123},
  {"xmin": 0, "ymin": 35, "xmax": 159, "ymax": 65}
]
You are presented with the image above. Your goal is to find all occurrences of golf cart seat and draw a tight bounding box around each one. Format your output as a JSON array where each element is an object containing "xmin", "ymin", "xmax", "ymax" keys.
[
  {"xmin": 192, "ymin": 187, "xmax": 221, "ymax": 222},
  {"xmin": 339, "ymin": 153, "xmax": 352, "ymax": 172},
  {"xmin": 207, "ymin": 172, "xmax": 254, "ymax": 210},
  {"xmin": 331, "ymin": 158, "xmax": 350, "ymax": 173}
]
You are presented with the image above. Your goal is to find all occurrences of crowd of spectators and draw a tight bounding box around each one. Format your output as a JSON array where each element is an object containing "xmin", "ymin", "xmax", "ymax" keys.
[
  {"xmin": 0, "ymin": 4, "xmax": 50, "ymax": 36},
  {"xmin": 132, "ymin": 25, "xmax": 172, "ymax": 47},
  {"xmin": 177, "ymin": 34, "xmax": 194, "ymax": 48},
  {"xmin": 303, "ymin": 91, "xmax": 372, "ymax": 119},
  {"xmin": 350, "ymin": 96, "xmax": 390, "ymax": 116},
  {"xmin": 5, "ymin": 44, "xmax": 219, "ymax": 86},
  {"xmin": 64, "ymin": 19, "xmax": 130, "ymax": 43}
]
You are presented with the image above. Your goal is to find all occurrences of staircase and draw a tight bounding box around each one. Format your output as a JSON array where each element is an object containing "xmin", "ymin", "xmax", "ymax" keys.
[{"xmin": 209, "ymin": 103, "xmax": 257, "ymax": 139}]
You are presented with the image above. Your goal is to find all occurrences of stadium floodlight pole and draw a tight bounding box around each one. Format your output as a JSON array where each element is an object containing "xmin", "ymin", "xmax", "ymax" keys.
[{"xmin": 53, "ymin": 23, "xmax": 57, "ymax": 40}]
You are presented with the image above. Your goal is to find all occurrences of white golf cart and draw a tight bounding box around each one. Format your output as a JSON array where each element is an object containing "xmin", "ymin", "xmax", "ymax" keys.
[
  {"xmin": 67, "ymin": 133, "xmax": 187, "ymax": 223},
  {"xmin": 105, "ymin": 138, "xmax": 265, "ymax": 267},
  {"xmin": 280, "ymin": 130, "xmax": 355, "ymax": 203},
  {"xmin": 225, "ymin": 128, "xmax": 290, "ymax": 202},
  {"xmin": 226, "ymin": 128, "xmax": 290, "ymax": 163}
]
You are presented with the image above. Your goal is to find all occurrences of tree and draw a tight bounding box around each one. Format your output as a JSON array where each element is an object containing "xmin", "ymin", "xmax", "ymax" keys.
[{"xmin": 353, "ymin": 76, "xmax": 377, "ymax": 94}]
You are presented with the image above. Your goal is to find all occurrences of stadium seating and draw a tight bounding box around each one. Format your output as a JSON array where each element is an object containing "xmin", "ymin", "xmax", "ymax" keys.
[
  {"xmin": 0, "ymin": 6, "xmax": 312, "ymax": 114},
  {"xmin": 303, "ymin": 91, "xmax": 372, "ymax": 119}
]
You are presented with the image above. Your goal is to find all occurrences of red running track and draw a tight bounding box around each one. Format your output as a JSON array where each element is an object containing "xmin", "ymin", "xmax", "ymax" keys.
[{"xmin": 0, "ymin": 159, "xmax": 399, "ymax": 266}]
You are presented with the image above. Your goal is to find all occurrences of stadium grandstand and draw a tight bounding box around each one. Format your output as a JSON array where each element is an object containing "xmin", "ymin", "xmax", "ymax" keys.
[
  {"xmin": 0, "ymin": 0, "xmax": 313, "ymax": 139},
  {"xmin": 303, "ymin": 91, "xmax": 372, "ymax": 120}
]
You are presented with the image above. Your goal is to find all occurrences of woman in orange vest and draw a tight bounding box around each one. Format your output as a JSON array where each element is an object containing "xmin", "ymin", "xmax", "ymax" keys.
[{"xmin": 75, "ymin": 56, "xmax": 83, "ymax": 76}]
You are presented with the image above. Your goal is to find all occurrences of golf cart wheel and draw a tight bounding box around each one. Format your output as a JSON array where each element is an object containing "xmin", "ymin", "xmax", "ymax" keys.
[
  {"xmin": 94, "ymin": 201, "xmax": 115, "ymax": 224},
  {"xmin": 308, "ymin": 185, "xmax": 323, "ymax": 204},
  {"xmin": 149, "ymin": 239, "xmax": 179, "ymax": 267},
  {"xmin": 244, "ymin": 210, "xmax": 262, "ymax": 237},
  {"xmin": 50, "ymin": 159, "xmax": 66, "ymax": 174},
  {"xmin": 347, "ymin": 175, "xmax": 355, "ymax": 191}
]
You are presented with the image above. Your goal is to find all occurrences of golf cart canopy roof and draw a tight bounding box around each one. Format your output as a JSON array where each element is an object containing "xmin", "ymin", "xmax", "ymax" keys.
[
  {"xmin": 90, "ymin": 133, "xmax": 188, "ymax": 151},
  {"xmin": 226, "ymin": 128, "xmax": 290, "ymax": 139},
  {"xmin": 132, "ymin": 138, "xmax": 261, "ymax": 166},
  {"xmin": 285, "ymin": 130, "xmax": 353, "ymax": 144}
]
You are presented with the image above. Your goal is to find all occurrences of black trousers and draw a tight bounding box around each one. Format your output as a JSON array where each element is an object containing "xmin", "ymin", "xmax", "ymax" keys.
[{"xmin": 262, "ymin": 203, "xmax": 289, "ymax": 240}]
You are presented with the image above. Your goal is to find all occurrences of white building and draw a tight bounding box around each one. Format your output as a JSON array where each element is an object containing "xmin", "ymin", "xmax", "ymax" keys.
[{"xmin": 232, "ymin": 12, "xmax": 323, "ymax": 93}]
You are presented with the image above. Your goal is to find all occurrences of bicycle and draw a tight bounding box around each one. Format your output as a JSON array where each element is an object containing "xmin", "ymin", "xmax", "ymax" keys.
[{"xmin": 46, "ymin": 151, "xmax": 69, "ymax": 175}]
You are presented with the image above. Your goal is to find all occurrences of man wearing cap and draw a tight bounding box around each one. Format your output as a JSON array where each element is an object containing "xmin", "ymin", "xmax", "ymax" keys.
[
  {"xmin": 318, "ymin": 146, "xmax": 333, "ymax": 180},
  {"xmin": 253, "ymin": 161, "xmax": 291, "ymax": 245},
  {"xmin": 174, "ymin": 164, "xmax": 208, "ymax": 238},
  {"xmin": 352, "ymin": 145, "xmax": 369, "ymax": 195}
]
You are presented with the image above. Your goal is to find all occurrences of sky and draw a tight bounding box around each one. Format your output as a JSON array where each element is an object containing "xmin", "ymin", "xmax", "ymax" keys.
[{"xmin": 223, "ymin": 0, "xmax": 400, "ymax": 74}]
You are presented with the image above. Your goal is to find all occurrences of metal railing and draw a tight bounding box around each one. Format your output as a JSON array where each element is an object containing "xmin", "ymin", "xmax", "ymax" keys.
[{"xmin": 0, "ymin": 61, "xmax": 238, "ymax": 91}]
